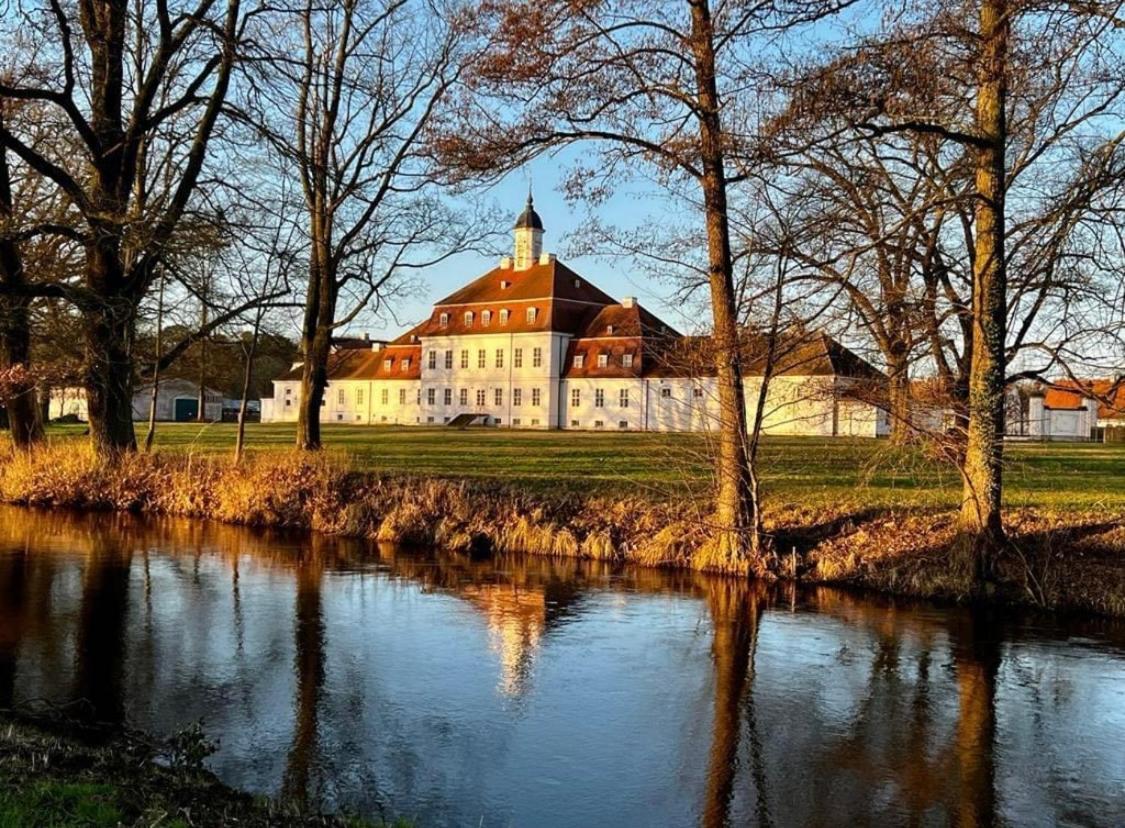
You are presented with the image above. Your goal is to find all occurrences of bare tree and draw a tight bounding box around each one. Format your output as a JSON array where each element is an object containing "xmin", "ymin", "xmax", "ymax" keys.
[
  {"xmin": 788, "ymin": 0, "xmax": 1125, "ymax": 578},
  {"xmin": 435, "ymin": 0, "xmax": 853, "ymax": 566},
  {"xmin": 0, "ymin": 0, "xmax": 251, "ymax": 455},
  {"xmin": 244, "ymin": 0, "xmax": 480, "ymax": 450}
]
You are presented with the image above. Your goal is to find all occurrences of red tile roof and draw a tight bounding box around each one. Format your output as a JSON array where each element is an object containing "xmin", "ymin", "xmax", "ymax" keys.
[
  {"xmin": 1044, "ymin": 379, "xmax": 1125, "ymax": 419},
  {"xmin": 278, "ymin": 344, "xmax": 421, "ymax": 382},
  {"xmin": 434, "ymin": 259, "xmax": 618, "ymax": 306}
]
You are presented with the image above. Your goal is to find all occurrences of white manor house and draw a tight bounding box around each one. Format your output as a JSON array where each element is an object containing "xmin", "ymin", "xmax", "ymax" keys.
[{"xmin": 262, "ymin": 198, "xmax": 891, "ymax": 436}]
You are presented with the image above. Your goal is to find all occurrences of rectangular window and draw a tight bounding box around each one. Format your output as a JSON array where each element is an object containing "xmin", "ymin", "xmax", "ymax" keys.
[
  {"xmin": 285, "ymin": 387, "xmax": 292, "ymax": 396},
  {"xmin": 500, "ymin": 309, "xmax": 509, "ymax": 325},
  {"xmin": 531, "ymin": 418, "xmax": 540, "ymax": 426},
  {"xmin": 444, "ymin": 388, "xmax": 452, "ymax": 406},
  {"xmin": 338, "ymin": 389, "xmax": 346, "ymax": 405},
  {"xmin": 661, "ymin": 387, "xmax": 672, "ymax": 399},
  {"xmin": 460, "ymin": 388, "xmax": 468, "ymax": 406},
  {"xmin": 513, "ymin": 388, "xmax": 522, "ymax": 406},
  {"xmin": 357, "ymin": 388, "xmax": 365, "ymax": 406},
  {"xmin": 532, "ymin": 347, "xmax": 542, "ymax": 368},
  {"xmin": 595, "ymin": 389, "xmax": 604, "ymax": 408},
  {"xmin": 476, "ymin": 389, "xmax": 486, "ymax": 406},
  {"xmin": 526, "ymin": 307, "xmax": 537, "ymax": 323},
  {"xmin": 401, "ymin": 358, "xmax": 410, "ymax": 372},
  {"xmin": 573, "ymin": 355, "xmax": 584, "ymax": 368},
  {"xmin": 417, "ymin": 389, "xmax": 421, "ymax": 404},
  {"xmin": 428, "ymin": 351, "xmax": 437, "ymax": 369},
  {"xmin": 619, "ymin": 389, "xmax": 629, "ymax": 408},
  {"xmin": 460, "ymin": 350, "xmax": 469, "ymax": 369},
  {"xmin": 464, "ymin": 311, "xmax": 474, "ymax": 326},
  {"xmin": 531, "ymin": 388, "xmax": 541, "ymax": 407},
  {"xmin": 693, "ymin": 387, "xmax": 704, "ymax": 398},
  {"xmin": 383, "ymin": 359, "xmax": 393, "ymax": 370},
  {"xmin": 399, "ymin": 388, "xmax": 406, "ymax": 405},
  {"xmin": 427, "ymin": 388, "xmax": 435, "ymax": 405},
  {"xmin": 494, "ymin": 388, "xmax": 503, "ymax": 406},
  {"xmin": 594, "ymin": 420, "xmax": 604, "ymax": 429},
  {"xmin": 597, "ymin": 353, "xmax": 608, "ymax": 368},
  {"xmin": 571, "ymin": 419, "xmax": 580, "ymax": 427},
  {"xmin": 444, "ymin": 350, "xmax": 453, "ymax": 369},
  {"xmin": 619, "ymin": 420, "xmax": 629, "ymax": 429},
  {"xmin": 439, "ymin": 312, "xmax": 449, "ymax": 327},
  {"xmin": 512, "ymin": 417, "xmax": 521, "ymax": 426},
  {"xmin": 622, "ymin": 353, "xmax": 634, "ymax": 368},
  {"xmin": 381, "ymin": 388, "xmax": 389, "ymax": 405},
  {"xmin": 571, "ymin": 388, "xmax": 580, "ymax": 408},
  {"xmin": 483, "ymin": 310, "xmax": 492, "ymax": 327},
  {"xmin": 477, "ymin": 349, "xmax": 486, "ymax": 369},
  {"xmin": 496, "ymin": 349, "xmax": 504, "ymax": 368},
  {"xmin": 514, "ymin": 348, "xmax": 523, "ymax": 368}
]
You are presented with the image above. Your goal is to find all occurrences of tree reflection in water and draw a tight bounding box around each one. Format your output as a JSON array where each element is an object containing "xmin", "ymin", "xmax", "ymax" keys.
[{"xmin": 0, "ymin": 506, "xmax": 1121, "ymax": 826}]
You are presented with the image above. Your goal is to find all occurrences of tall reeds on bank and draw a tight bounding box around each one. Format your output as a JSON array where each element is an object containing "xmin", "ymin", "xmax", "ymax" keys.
[
  {"xmin": 0, "ymin": 444, "xmax": 726, "ymax": 572},
  {"xmin": 3, "ymin": 443, "xmax": 1124, "ymax": 615}
]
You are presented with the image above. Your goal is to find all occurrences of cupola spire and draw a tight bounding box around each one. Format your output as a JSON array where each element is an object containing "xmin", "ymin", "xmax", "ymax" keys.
[{"xmin": 513, "ymin": 188, "xmax": 544, "ymax": 270}]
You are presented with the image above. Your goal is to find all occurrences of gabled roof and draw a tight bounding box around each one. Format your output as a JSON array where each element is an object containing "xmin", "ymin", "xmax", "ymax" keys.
[
  {"xmin": 433, "ymin": 259, "xmax": 618, "ymax": 307},
  {"xmin": 640, "ymin": 331, "xmax": 885, "ymax": 380},
  {"xmin": 576, "ymin": 303, "xmax": 681, "ymax": 339}
]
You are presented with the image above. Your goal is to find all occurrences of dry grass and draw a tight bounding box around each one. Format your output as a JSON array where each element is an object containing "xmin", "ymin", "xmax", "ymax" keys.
[{"xmin": 2, "ymin": 442, "xmax": 1123, "ymax": 613}]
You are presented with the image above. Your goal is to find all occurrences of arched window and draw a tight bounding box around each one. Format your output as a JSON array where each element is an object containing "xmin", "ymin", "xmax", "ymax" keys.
[{"xmin": 464, "ymin": 311, "xmax": 474, "ymax": 326}]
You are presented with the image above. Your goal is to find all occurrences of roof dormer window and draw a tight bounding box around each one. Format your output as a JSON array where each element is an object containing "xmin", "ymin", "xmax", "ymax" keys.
[
  {"xmin": 597, "ymin": 353, "xmax": 608, "ymax": 367},
  {"xmin": 401, "ymin": 358, "xmax": 411, "ymax": 372},
  {"xmin": 464, "ymin": 311, "xmax": 474, "ymax": 326},
  {"xmin": 526, "ymin": 307, "xmax": 538, "ymax": 323},
  {"xmin": 500, "ymin": 280, "xmax": 511, "ymax": 289},
  {"xmin": 607, "ymin": 325, "xmax": 615, "ymax": 335},
  {"xmin": 383, "ymin": 358, "xmax": 393, "ymax": 370},
  {"xmin": 573, "ymin": 354, "xmax": 584, "ymax": 368},
  {"xmin": 622, "ymin": 353, "xmax": 634, "ymax": 368},
  {"xmin": 482, "ymin": 310, "xmax": 492, "ymax": 326},
  {"xmin": 499, "ymin": 309, "xmax": 509, "ymax": 325},
  {"xmin": 439, "ymin": 312, "xmax": 449, "ymax": 327}
]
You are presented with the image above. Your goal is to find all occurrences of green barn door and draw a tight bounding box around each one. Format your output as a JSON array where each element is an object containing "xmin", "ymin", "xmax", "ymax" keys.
[{"xmin": 174, "ymin": 398, "xmax": 199, "ymax": 422}]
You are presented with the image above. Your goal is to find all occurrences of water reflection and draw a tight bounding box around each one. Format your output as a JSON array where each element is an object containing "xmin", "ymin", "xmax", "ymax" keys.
[{"xmin": 0, "ymin": 506, "xmax": 1123, "ymax": 827}]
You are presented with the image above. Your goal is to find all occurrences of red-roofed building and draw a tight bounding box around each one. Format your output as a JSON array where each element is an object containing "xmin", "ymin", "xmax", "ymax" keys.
[
  {"xmin": 1027, "ymin": 378, "xmax": 1125, "ymax": 440},
  {"xmin": 263, "ymin": 198, "xmax": 890, "ymax": 436}
]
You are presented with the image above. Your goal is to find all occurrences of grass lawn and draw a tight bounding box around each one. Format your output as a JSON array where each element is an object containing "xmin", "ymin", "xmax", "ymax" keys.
[{"xmin": 35, "ymin": 422, "xmax": 1125, "ymax": 514}]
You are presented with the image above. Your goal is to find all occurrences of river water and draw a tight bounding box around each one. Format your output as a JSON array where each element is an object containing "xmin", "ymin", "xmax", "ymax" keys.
[{"xmin": 0, "ymin": 506, "xmax": 1122, "ymax": 826}]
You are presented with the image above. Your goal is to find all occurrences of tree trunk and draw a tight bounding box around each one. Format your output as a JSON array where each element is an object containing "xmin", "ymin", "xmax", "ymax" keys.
[
  {"xmin": 0, "ymin": 137, "xmax": 43, "ymax": 450},
  {"xmin": 688, "ymin": 0, "xmax": 757, "ymax": 564},
  {"xmin": 235, "ymin": 320, "xmax": 261, "ymax": 462},
  {"xmin": 959, "ymin": 0, "xmax": 1009, "ymax": 578},
  {"xmin": 0, "ymin": 294, "xmax": 44, "ymax": 449},
  {"xmin": 887, "ymin": 352, "xmax": 912, "ymax": 445},
  {"xmin": 143, "ymin": 270, "xmax": 165, "ymax": 452},
  {"xmin": 296, "ymin": 229, "xmax": 335, "ymax": 451},
  {"xmin": 84, "ymin": 303, "xmax": 138, "ymax": 455}
]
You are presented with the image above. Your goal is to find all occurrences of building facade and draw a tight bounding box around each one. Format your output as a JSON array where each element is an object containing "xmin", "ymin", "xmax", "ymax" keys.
[
  {"xmin": 49, "ymin": 378, "xmax": 223, "ymax": 423},
  {"xmin": 262, "ymin": 198, "xmax": 890, "ymax": 437}
]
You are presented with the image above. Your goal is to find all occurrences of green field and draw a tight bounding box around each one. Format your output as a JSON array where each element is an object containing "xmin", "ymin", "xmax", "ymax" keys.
[{"xmin": 37, "ymin": 423, "xmax": 1125, "ymax": 514}]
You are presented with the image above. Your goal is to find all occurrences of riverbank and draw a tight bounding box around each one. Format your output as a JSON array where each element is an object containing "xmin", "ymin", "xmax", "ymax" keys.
[
  {"xmin": 1, "ymin": 439, "xmax": 1123, "ymax": 616},
  {"xmin": 0, "ymin": 709, "xmax": 400, "ymax": 827}
]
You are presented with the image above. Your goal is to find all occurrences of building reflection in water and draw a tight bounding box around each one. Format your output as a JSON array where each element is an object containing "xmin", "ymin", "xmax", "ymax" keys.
[{"xmin": 0, "ymin": 506, "xmax": 1121, "ymax": 826}]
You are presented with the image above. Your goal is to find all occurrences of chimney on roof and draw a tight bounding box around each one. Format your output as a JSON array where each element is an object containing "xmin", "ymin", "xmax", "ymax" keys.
[
  {"xmin": 622, "ymin": 296, "xmax": 637, "ymax": 308},
  {"xmin": 363, "ymin": 332, "xmax": 370, "ymax": 341},
  {"xmin": 500, "ymin": 256, "xmax": 512, "ymax": 269}
]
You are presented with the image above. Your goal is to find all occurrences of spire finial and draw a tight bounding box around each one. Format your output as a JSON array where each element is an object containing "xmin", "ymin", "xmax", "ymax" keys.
[{"xmin": 526, "ymin": 181, "xmax": 533, "ymax": 208}]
